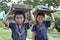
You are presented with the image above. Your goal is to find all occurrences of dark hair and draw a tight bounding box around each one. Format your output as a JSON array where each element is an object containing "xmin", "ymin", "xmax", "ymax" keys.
[
  {"xmin": 36, "ymin": 12, "xmax": 45, "ymax": 17},
  {"xmin": 36, "ymin": 12, "xmax": 45, "ymax": 23},
  {"xmin": 14, "ymin": 11, "xmax": 25, "ymax": 21}
]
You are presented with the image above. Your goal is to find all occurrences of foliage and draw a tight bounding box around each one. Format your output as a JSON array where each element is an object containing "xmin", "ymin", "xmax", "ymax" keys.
[
  {"xmin": 0, "ymin": 0, "xmax": 10, "ymax": 13},
  {"xmin": 23, "ymin": 0, "xmax": 60, "ymax": 8}
]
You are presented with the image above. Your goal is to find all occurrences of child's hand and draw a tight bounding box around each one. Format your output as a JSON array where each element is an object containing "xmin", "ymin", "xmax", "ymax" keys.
[
  {"xmin": 50, "ymin": 13, "xmax": 53, "ymax": 16},
  {"xmin": 29, "ymin": 9, "xmax": 35, "ymax": 26},
  {"xmin": 30, "ymin": 8, "xmax": 36, "ymax": 13},
  {"xmin": 8, "ymin": 7, "xmax": 13, "ymax": 14},
  {"xmin": 50, "ymin": 13, "xmax": 55, "ymax": 23},
  {"xmin": 30, "ymin": 9, "xmax": 33, "ymax": 14}
]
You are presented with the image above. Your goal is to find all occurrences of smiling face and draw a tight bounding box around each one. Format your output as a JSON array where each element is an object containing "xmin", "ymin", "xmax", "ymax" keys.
[
  {"xmin": 36, "ymin": 13, "xmax": 45, "ymax": 23},
  {"xmin": 37, "ymin": 15, "xmax": 45, "ymax": 23}
]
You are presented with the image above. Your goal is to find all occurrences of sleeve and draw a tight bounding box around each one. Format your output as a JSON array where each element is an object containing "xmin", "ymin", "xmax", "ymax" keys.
[
  {"xmin": 25, "ymin": 22, "xmax": 30, "ymax": 29},
  {"xmin": 8, "ymin": 22, "xmax": 14, "ymax": 29},
  {"xmin": 45, "ymin": 20, "xmax": 51, "ymax": 27},
  {"xmin": 32, "ymin": 24, "xmax": 37, "ymax": 32}
]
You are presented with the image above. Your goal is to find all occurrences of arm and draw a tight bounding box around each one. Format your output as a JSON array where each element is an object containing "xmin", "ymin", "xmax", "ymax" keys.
[
  {"xmin": 3, "ymin": 8, "xmax": 13, "ymax": 27},
  {"xmin": 50, "ymin": 13, "xmax": 55, "ymax": 23},
  {"xmin": 29, "ymin": 10, "xmax": 35, "ymax": 26},
  {"xmin": 32, "ymin": 32, "xmax": 36, "ymax": 40}
]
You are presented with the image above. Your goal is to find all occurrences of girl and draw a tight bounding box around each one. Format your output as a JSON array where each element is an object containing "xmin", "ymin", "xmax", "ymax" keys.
[
  {"xmin": 3, "ymin": 8, "xmax": 35, "ymax": 40},
  {"xmin": 32, "ymin": 12, "xmax": 55, "ymax": 40}
]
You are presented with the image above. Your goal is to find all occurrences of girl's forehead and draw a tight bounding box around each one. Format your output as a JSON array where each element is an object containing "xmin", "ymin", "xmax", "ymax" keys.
[
  {"xmin": 15, "ymin": 15, "xmax": 23, "ymax": 17},
  {"xmin": 38, "ymin": 15, "xmax": 44, "ymax": 17}
]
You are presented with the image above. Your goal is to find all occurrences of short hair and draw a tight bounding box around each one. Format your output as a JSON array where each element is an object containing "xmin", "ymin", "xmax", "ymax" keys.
[
  {"xmin": 14, "ymin": 11, "xmax": 25, "ymax": 21},
  {"xmin": 36, "ymin": 12, "xmax": 45, "ymax": 17},
  {"xmin": 36, "ymin": 12, "xmax": 45, "ymax": 23}
]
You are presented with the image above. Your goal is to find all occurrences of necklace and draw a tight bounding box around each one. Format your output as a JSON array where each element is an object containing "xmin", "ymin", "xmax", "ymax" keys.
[{"xmin": 16, "ymin": 24, "xmax": 25, "ymax": 36}]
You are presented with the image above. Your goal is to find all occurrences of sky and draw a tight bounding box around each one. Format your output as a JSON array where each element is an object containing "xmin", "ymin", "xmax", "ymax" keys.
[
  {"xmin": 7, "ymin": 0, "xmax": 26, "ymax": 6},
  {"xmin": 11, "ymin": 0, "xmax": 25, "ymax": 3},
  {"xmin": 7, "ymin": 0, "xmax": 20, "ymax": 6},
  {"xmin": 11, "ymin": 0, "xmax": 19, "ymax": 3}
]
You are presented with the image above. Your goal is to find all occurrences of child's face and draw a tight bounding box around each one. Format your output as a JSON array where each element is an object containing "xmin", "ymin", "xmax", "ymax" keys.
[
  {"xmin": 15, "ymin": 14, "xmax": 24, "ymax": 25},
  {"xmin": 37, "ymin": 15, "xmax": 45, "ymax": 23}
]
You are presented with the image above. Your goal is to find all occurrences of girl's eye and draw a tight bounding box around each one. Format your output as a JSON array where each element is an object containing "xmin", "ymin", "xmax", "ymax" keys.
[
  {"xmin": 17, "ymin": 17, "xmax": 22, "ymax": 19},
  {"xmin": 39, "ymin": 17, "xmax": 40, "ymax": 18},
  {"xmin": 39, "ymin": 17, "xmax": 41, "ymax": 18},
  {"xmin": 17, "ymin": 18, "xmax": 19, "ymax": 19}
]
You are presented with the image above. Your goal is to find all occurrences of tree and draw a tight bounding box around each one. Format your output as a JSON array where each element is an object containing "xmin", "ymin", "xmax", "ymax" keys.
[
  {"xmin": 54, "ymin": 11, "xmax": 60, "ymax": 32},
  {"xmin": 23, "ymin": 0, "xmax": 60, "ymax": 8},
  {"xmin": 0, "ymin": 0, "xmax": 11, "ymax": 13},
  {"xmin": 22, "ymin": 0, "xmax": 60, "ymax": 32},
  {"xmin": 1, "ymin": 0, "xmax": 60, "ymax": 32}
]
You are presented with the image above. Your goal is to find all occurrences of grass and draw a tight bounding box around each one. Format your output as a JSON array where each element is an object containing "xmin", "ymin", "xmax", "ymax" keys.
[{"xmin": 0, "ymin": 21, "xmax": 60, "ymax": 40}]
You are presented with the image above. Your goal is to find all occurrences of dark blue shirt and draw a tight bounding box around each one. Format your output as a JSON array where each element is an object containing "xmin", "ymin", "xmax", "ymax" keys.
[
  {"xmin": 9, "ymin": 22, "xmax": 30, "ymax": 40},
  {"xmin": 32, "ymin": 21, "xmax": 50, "ymax": 40}
]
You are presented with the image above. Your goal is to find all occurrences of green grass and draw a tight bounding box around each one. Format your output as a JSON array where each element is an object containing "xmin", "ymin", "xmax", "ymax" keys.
[
  {"xmin": 0, "ymin": 28, "xmax": 12, "ymax": 40},
  {"xmin": 0, "ymin": 21, "xmax": 60, "ymax": 40}
]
